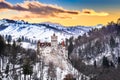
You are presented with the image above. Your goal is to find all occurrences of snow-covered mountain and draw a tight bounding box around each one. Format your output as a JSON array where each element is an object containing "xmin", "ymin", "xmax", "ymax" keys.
[
  {"xmin": 71, "ymin": 23, "xmax": 120, "ymax": 67},
  {"xmin": 0, "ymin": 19, "xmax": 96, "ymax": 42},
  {"xmin": 0, "ymin": 19, "xmax": 94, "ymax": 80}
]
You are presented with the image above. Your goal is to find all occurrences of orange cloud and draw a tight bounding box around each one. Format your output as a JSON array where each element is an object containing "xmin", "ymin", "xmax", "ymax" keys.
[
  {"xmin": 81, "ymin": 9, "xmax": 109, "ymax": 16},
  {"xmin": 0, "ymin": 0, "xmax": 4, "ymax": 2}
]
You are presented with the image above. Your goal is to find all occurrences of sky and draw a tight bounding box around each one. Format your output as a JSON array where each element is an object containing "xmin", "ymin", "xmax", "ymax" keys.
[{"xmin": 0, "ymin": 0, "xmax": 120, "ymax": 26}]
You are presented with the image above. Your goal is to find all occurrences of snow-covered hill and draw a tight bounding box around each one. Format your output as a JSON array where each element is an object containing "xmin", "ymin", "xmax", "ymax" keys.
[
  {"xmin": 0, "ymin": 19, "xmax": 96, "ymax": 42},
  {"xmin": 0, "ymin": 19, "xmax": 95, "ymax": 80}
]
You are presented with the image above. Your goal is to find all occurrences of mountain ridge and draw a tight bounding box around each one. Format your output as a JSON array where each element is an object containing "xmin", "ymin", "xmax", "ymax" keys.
[
  {"xmin": 0, "ymin": 19, "xmax": 97, "ymax": 42},
  {"xmin": 1, "ymin": 18, "xmax": 102, "ymax": 28}
]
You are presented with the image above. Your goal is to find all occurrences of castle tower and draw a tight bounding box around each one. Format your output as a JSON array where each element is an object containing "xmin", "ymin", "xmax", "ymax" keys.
[{"xmin": 51, "ymin": 33, "xmax": 58, "ymax": 49}]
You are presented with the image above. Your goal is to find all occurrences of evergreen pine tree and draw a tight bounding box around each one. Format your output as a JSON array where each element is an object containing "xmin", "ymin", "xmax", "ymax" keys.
[
  {"xmin": 17, "ymin": 38, "xmax": 21, "ymax": 43},
  {"xmin": 21, "ymin": 36, "xmax": 24, "ymax": 42},
  {"xmin": 11, "ymin": 40, "xmax": 17, "ymax": 62},
  {"xmin": 116, "ymin": 18, "xmax": 120, "ymax": 35},
  {"xmin": 117, "ymin": 18, "xmax": 120, "ymax": 26},
  {"xmin": 110, "ymin": 61, "xmax": 114, "ymax": 67},
  {"xmin": 94, "ymin": 60, "xmax": 97, "ymax": 68},
  {"xmin": 23, "ymin": 59, "xmax": 33, "ymax": 76},
  {"xmin": 110, "ymin": 36, "xmax": 116, "ymax": 49},
  {"xmin": 118, "ymin": 57, "xmax": 120, "ymax": 64},
  {"xmin": 102, "ymin": 56, "xmax": 110, "ymax": 68},
  {"xmin": 0, "ymin": 35, "xmax": 6, "ymax": 56},
  {"xmin": 95, "ymin": 41, "xmax": 102, "ymax": 54},
  {"xmin": 5, "ymin": 63, "xmax": 9, "ymax": 77},
  {"xmin": 7, "ymin": 35, "xmax": 12, "ymax": 44},
  {"xmin": 68, "ymin": 41, "xmax": 74, "ymax": 57}
]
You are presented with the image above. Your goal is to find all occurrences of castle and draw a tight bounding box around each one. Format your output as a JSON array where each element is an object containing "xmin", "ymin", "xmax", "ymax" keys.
[{"xmin": 37, "ymin": 33, "xmax": 68, "ymax": 59}]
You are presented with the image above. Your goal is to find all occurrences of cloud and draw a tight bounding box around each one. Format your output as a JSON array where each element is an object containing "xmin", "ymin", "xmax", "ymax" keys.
[
  {"xmin": 83, "ymin": 10, "xmax": 91, "ymax": 14},
  {"xmin": 0, "ymin": 0, "xmax": 4, "ymax": 2},
  {"xmin": 0, "ymin": 1, "xmax": 12, "ymax": 9},
  {"xmin": 0, "ymin": 1, "xmax": 109, "ymax": 20},
  {"xmin": 0, "ymin": 1, "xmax": 79, "ymax": 16},
  {"xmin": 82, "ymin": 9, "xmax": 109, "ymax": 16}
]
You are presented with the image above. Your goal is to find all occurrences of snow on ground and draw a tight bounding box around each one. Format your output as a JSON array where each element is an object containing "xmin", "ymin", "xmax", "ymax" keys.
[
  {"xmin": 0, "ymin": 19, "xmax": 93, "ymax": 43},
  {"xmin": 0, "ymin": 19, "xmax": 96, "ymax": 80},
  {"xmin": 21, "ymin": 42, "xmax": 37, "ymax": 50},
  {"xmin": 85, "ymin": 43, "xmax": 120, "ymax": 67},
  {"xmin": 36, "ymin": 45, "xmax": 90, "ymax": 80}
]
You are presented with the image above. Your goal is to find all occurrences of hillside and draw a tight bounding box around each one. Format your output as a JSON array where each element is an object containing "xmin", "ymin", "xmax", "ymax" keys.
[
  {"xmin": 0, "ymin": 19, "xmax": 93, "ymax": 42},
  {"xmin": 0, "ymin": 19, "xmax": 96, "ymax": 80},
  {"xmin": 68, "ymin": 18, "xmax": 120, "ymax": 80}
]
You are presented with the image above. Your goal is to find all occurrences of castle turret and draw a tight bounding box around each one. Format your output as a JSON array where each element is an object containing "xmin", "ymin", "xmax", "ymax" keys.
[{"xmin": 51, "ymin": 33, "xmax": 58, "ymax": 49}]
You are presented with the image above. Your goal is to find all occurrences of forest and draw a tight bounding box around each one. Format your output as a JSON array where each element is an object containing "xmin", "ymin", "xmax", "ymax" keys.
[{"xmin": 67, "ymin": 18, "xmax": 120, "ymax": 80}]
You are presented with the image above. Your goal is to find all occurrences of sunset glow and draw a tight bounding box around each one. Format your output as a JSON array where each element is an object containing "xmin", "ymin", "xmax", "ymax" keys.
[{"xmin": 0, "ymin": 0, "xmax": 119, "ymax": 26}]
